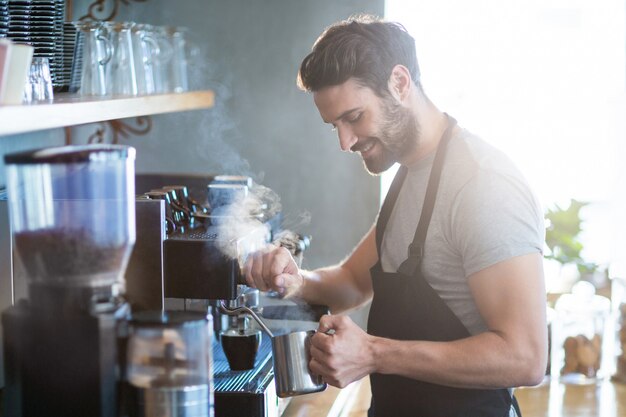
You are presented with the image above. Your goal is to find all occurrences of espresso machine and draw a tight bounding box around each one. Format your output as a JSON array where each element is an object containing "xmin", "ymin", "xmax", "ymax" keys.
[
  {"xmin": 1, "ymin": 145, "xmax": 136, "ymax": 417},
  {"xmin": 128, "ymin": 173, "xmax": 321, "ymax": 417}
]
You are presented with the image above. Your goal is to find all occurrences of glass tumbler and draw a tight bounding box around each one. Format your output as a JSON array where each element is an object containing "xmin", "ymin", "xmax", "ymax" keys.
[
  {"xmin": 131, "ymin": 23, "xmax": 159, "ymax": 95},
  {"xmin": 23, "ymin": 57, "xmax": 54, "ymax": 102},
  {"xmin": 164, "ymin": 26, "xmax": 189, "ymax": 93},
  {"xmin": 103, "ymin": 21, "xmax": 138, "ymax": 96},
  {"xmin": 75, "ymin": 21, "xmax": 112, "ymax": 96},
  {"xmin": 152, "ymin": 26, "xmax": 174, "ymax": 94}
]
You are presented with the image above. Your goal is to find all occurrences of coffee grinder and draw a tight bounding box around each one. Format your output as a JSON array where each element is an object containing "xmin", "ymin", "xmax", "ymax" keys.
[{"xmin": 1, "ymin": 145, "xmax": 136, "ymax": 417}]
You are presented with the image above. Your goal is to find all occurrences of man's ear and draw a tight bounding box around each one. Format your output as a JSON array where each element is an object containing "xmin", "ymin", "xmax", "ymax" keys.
[{"xmin": 388, "ymin": 64, "xmax": 412, "ymax": 102}]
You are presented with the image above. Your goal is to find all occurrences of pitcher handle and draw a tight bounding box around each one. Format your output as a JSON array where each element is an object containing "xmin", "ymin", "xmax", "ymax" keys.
[
  {"xmin": 142, "ymin": 34, "xmax": 160, "ymax": 65},
  {"xmin": 97, "ymin": 33, "xmax": 113, "ymax": 66}
]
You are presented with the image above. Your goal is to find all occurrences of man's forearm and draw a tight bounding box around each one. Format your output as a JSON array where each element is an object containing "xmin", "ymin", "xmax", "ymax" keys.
[
  {"xmin": 296, "ymin": 266, "xmax": 372, "ymax": 313},
  {"xmin": 369, "ymin": 329, "xmax": 547, "ymax": 389}
]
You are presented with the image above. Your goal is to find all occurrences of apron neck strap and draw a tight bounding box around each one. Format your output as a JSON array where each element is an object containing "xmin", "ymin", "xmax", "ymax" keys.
[
  {"xmin": 397, "ymin": 114, "xmax": 457, "ymax": 277},
  {"xmin": 376, "ymin": 165, "xmax": 408, "ymax": 253}
]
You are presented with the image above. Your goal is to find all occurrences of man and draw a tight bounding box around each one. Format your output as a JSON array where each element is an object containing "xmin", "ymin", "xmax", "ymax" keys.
[{"xmin": 245, "ymin": 15, "xmax": 547, "ymax": 417}]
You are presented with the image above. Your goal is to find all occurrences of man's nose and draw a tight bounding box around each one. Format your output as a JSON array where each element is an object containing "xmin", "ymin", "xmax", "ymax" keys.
[{"xmin": 337, "ymin": 125, "xmax": 358, "ymax": 152}]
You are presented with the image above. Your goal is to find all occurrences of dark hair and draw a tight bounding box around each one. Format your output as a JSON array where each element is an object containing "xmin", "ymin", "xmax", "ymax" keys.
[{"xmin": 297, "ymin": 14, "xmax": 420, "ymax": 97}]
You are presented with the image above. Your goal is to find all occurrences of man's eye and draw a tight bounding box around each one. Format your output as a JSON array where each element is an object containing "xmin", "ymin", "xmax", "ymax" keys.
[
  {"xmin": 331, "ymin": 124, "xmax": 337, "ymax": 132},
  {"xmin": 347, "ymin": 113, "xmax": 362, "ymax": 124}
]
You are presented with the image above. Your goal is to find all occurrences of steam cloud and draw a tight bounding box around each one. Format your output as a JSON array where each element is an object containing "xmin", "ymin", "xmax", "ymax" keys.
[{"xmin": 211, "ymin": 182, "xmax": 281, "ymax": 267}]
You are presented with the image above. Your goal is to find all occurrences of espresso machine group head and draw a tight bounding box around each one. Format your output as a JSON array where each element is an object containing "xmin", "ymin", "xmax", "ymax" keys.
[
  {"xmin": 128, "ymin": 173, "xmax": 276, "ymax": 311},
  {"xmin": 2, "ymin": 145, "xmax": 137, "ymax": 417}
]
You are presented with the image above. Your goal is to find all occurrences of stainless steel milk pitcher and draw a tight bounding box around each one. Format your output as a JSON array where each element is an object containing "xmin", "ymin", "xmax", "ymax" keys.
[
  {"xmin": 219, "ymin": 301, "xmax": 327, "ymax": 397},
  {"xmin": 272, "ymin": 330, "xmax": 326, "ymax": 398}
]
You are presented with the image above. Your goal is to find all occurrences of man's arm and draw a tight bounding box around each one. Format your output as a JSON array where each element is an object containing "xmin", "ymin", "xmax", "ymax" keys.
[
  {"xmin": 310, "ymin": 252, "xmax": 547, "ymax": 389},
  {"xmin": 245, "ymin": 224, "xmax": 378, "ymax": 313},
  {"xmin": 374, "ymin": 252, "xmax": 547, "ymax": 388}
]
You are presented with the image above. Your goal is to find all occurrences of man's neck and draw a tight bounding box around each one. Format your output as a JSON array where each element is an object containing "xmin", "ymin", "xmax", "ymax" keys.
[{"xmin": 401, "ymin": 94, "xmax": 449, "ymax": 166}]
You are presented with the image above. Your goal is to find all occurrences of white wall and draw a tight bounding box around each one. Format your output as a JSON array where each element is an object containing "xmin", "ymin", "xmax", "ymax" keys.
[{"xmin": 385, "ymin": 0, "xmax": 626, "ymax": 286}]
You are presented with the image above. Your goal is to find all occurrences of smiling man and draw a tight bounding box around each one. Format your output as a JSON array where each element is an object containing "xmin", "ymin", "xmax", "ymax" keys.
[{"xmin": 245, "ymin": 14, "xmax": 547, "ymax": 417}]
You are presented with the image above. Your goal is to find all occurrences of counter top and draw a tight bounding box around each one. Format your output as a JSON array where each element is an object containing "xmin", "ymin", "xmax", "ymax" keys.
[
  {"xmin": 515, "ymin": 378, "xmax": 626, "ymax": 417},
  {"xmin": 281, "ymin": 377, "xmax": 626, "ymax": 417},
  {"xmin": 281, "ymin": 377, "xmax": 371, "ymax": 417}
]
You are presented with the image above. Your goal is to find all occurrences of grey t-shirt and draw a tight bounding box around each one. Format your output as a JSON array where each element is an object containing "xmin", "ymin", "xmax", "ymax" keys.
[{"xmin": 380, "ymin": 127, "xmax": 544, "ymax": 335}]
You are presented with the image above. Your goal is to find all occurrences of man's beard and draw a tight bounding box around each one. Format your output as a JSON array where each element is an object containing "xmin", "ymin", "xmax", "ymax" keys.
[{"xmin": 357, "ymin": 97, "xmax": 420, "ymax": 175}]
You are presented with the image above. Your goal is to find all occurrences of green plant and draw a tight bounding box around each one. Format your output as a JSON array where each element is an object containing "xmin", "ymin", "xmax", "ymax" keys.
[{"xmin": 544, "ymin": 199, "xmax": 600, "ymax": 275}]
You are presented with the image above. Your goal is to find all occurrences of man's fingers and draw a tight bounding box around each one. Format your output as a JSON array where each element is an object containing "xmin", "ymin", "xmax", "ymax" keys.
[
  {"xmin": 243, "ymin": 245, "xmax": 303, "ymax": 295},
  {"xmin": 309, "ymin": 344, "xmax": 324, "ymax": 360},
  {"xmin": 317, "ymin": 314, "xmax": 333, "ymax": 333},
  {"xmin": 244, "ymin": 255, "xmax": 255, "ymax": 288},
  {"xmin": 261, "ymin": 249, "xmax": 274, "ymax": 281},
  {"xmin": 250, "ymin": 252, "xmax": 269, "ymax": 291},
  {"xmin": 318, "ymin": 314, "xmax": 347, "ymax": 333},
  {"xmin": 308, "ymin": 356, "xmax": 327, "ymax": 378},
  {"xmin": 272, "ymin": 274, "xmax": 286, "ymax": 294},
  {"xmin": 269, "ymin": 248, "xmax": 292, "ymax": 277}
]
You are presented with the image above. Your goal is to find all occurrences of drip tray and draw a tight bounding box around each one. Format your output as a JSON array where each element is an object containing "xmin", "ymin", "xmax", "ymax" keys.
[
  {"xmin": 213, "ymin": 334, "xmax": 273, "ymax": 392},
  {"xmin": 213, "ymin": 335, "xmax": 277, "ymax": 417}
]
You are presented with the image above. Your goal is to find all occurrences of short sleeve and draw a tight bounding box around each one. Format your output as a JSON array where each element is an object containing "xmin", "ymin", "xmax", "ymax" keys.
[{"xmin": 449, "ymin": 169, "xmax": 545, "ymax": 277}]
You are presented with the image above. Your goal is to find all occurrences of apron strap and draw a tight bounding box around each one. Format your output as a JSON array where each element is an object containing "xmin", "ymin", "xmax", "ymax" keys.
[
  {"xmin": 512, "ymin": 395, "xmax": 522, "ymax": 416},
  {"xmin": 398, "ymin": 114, "xmax": 457, "ymax": 277},
  {"xmin": 375, "ymin": 165, "xmax": 408, "ymax": 255}
]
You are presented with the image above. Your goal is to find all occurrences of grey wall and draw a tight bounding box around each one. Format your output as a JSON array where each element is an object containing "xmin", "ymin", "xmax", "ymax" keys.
[
  {"xmin": 71, "ymin": 0, "xmax": 384, "ymax": 269},
  {"xmin": 0, "ymin": 0, "xmax": 383, "ymax": 270}
]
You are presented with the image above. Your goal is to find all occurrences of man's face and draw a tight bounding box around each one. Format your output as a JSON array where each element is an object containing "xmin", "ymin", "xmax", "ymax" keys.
[{"xmin": 313, "ymin": 78, "xmax": 420, "ymax": 175}]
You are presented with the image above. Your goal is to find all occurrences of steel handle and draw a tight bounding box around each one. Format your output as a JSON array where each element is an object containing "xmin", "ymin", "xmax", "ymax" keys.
[{"xmin": 219, "ymin": 300, "xmax": 274, "ymax": 338}]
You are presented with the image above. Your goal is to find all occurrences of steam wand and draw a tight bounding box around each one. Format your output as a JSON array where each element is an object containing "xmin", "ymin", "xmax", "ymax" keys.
[{"xmin": 218, "ymin": 300, "xmax": 274, "ymax": 338}]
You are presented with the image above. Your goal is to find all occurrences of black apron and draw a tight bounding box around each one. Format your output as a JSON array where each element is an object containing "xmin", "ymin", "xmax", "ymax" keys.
[{"xmin": 367, "ymin": 115, "xmax": 520, "ymax": 417}]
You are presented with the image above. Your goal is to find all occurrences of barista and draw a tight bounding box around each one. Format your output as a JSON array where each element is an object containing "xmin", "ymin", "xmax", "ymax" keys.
[{"xmin": 245, "ymin": 15, "xmax": 547, "ymax": 417}]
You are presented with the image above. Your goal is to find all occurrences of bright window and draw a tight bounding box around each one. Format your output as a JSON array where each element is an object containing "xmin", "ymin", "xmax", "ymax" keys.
[{"xmin": 384, "ymin": 0, "xmax": 626, "ymax": 285}]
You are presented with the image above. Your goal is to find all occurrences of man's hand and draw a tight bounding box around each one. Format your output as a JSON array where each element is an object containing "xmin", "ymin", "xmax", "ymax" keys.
[
  {"xmin": 244, "ymin": 245, "xmax": 304, "ymax": 296},
  {"xmin": 309, "ymin": 314, "xmax": 376, "ymax": 388}
]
